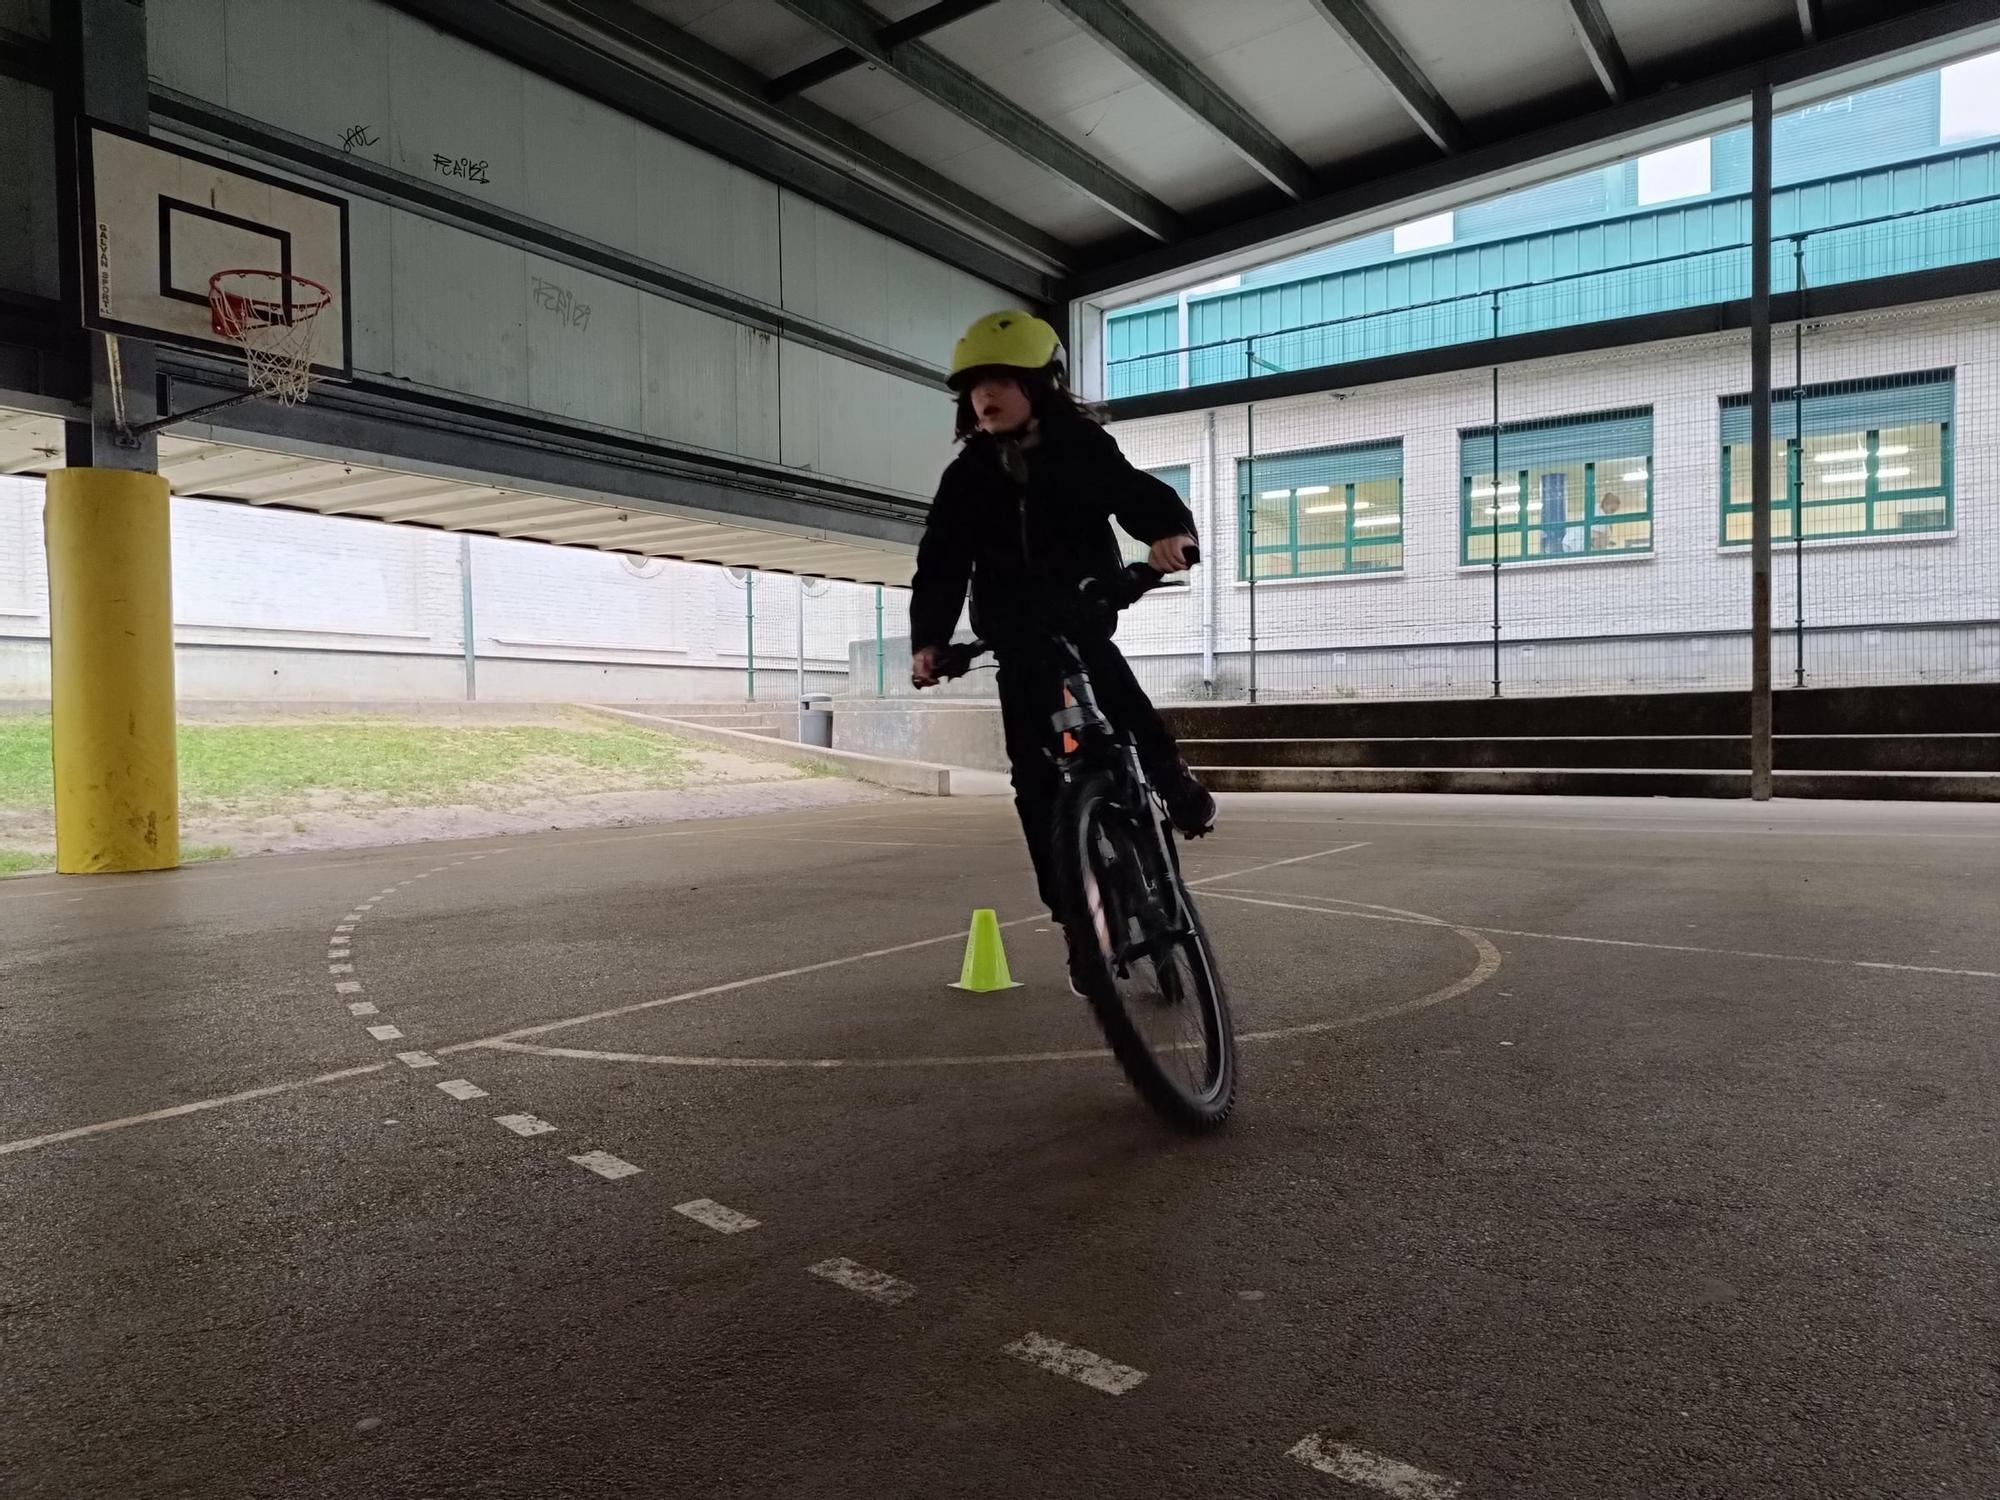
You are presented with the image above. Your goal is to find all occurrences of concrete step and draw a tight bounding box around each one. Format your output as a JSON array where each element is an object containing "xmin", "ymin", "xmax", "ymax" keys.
[
  {"xmin": 1198, "ymin": 765, "xmax": 2000, "ymax": 800},
  {"xmin": 1163, "ymin": 683, "xmax": 2000, "ymax": 742},
  {"xmin": 1182, "ymin": 734, "xmax": 2000, "ymax": 773}
]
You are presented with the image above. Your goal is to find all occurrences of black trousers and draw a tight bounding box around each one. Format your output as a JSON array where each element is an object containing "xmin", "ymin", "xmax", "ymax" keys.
[{"xmin": 995, "ymin": 634, "xmax": 1179, "ymax": 917}]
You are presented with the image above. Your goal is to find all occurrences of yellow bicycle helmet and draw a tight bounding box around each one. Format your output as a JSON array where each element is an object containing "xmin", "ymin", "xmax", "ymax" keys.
[{"xmin": 948, "ymin": 310, "xmax": 1064, "ymax": 391}]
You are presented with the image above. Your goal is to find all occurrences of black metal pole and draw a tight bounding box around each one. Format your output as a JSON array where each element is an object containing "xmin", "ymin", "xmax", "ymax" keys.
[
  {"xmin": 1793, "ymin": 236, "xmax": 1807, "ymax": 689},
  {"xmin": 1749, "ymin": 83, "xmax": 1776, "ymax": 801},
  {"xmin": 1244, "ymin": 339, "xmax": 1258, "ymax": 706},
  {"xmin": 1490, "ymin": 291, "xmax": 1502, "ymax": 699}
]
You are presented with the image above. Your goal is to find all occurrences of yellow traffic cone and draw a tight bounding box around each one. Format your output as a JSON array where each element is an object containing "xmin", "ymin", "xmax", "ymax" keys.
[{"xmin": 951, "ymin": 908, "xmax": 1022, "ymax": 992}]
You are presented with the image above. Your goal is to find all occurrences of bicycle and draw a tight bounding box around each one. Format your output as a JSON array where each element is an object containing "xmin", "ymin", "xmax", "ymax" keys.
[{"xmin": 924, "ymin": 556, "xmax": 1238, "ymax": 1131}]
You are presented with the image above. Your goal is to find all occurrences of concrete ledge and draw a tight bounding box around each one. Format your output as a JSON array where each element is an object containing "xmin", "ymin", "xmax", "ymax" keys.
[
  {"xmin": 585, "ymin": 705, "xmax": 955, "ymax": 796},
  {"xmin": 1199, "ymin": 765, "xmax": 2000, "ymax": 800}
]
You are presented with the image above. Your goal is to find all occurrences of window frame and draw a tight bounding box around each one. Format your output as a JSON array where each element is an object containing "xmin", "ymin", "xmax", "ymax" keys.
[
  {"xmin": 1718, "ymin": 375, "xmax": 1956, "ymax": 546},
  {"xmin": 1237, "ymin": 442, "xmax": 1405, "ymax": 582},
  {"xmin": 1458, "ymin": 408, "xmax": 1656, "ymax": 567}
]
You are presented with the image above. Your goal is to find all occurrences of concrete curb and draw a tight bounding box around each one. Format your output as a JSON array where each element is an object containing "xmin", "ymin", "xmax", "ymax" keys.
[{"xmin": 584, "ymin": 705, "xmax": 956, "ymax": 796}]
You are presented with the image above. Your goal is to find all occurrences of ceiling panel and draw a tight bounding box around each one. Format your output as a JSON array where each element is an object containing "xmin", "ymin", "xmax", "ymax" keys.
[
  {"xmin": 1381, "ymin": 0, "xmax": 1599, "ymax": 120},
  {"xmin": 1128, "ymin": 0, "xmax": 1421, "ymax": 169},
  {"xmin": 1600, "ymin": 0, "xmax": 1797, "ymax": 74},
  {"xmin": 807, "ymin": 70, "xmax": 1127, "ymax": 242}
]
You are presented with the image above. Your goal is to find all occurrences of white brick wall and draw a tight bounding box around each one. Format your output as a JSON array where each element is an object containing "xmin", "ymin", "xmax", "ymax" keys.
[{"xmin": 1104, "ymin": 296, "xmax": 2000, "ymax": 696}]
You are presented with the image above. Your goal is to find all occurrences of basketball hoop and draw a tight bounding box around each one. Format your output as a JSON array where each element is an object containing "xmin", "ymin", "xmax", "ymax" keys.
[{"xmin": 208, "ymin": 269, "xmax": 332, "ymax": 405}]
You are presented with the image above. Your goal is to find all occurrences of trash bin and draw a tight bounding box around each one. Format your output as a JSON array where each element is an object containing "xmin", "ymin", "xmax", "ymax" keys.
[{"xmin": 798, "ymin": 693, "xmax": 833, "ymax": 748}]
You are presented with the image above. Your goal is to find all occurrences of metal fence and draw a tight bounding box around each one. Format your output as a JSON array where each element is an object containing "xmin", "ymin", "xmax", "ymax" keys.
[{"xmin": 1091, "ymin": 208, "xmax": 1998, "ymax": 706}]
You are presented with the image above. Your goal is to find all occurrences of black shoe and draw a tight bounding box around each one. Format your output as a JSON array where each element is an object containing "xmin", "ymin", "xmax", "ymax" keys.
[
  {"xmin": 1156, "ymin": 760, "xmax": 1216, "ymax": 837},
  {"xmin": 1063, "ymin": 927, "xmax": 1092, "ymax": 999}
]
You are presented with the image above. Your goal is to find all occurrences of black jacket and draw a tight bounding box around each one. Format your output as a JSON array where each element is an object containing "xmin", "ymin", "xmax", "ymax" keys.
[{"xmin": 908, "ymin": 412, "xmax": 1197, "ymax": 653}]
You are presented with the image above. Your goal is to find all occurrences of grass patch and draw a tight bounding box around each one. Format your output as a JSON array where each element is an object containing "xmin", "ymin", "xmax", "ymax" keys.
[
  {"xmin": 184, "ymin": 844, "xmax": 233, "ymax": 862},
  {"xmin": 0, "ymin": 713, "xmax": 699, "ymax": 820},
  {"xmin": 0, "ymin": 847, "xmax": 55, "ymax": 875}
]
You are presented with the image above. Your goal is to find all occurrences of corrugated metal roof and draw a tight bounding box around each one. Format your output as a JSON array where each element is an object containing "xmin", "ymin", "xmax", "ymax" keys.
[{"xmin": 0, "ymin": 408, "xmax": 915, "ymax": 586}]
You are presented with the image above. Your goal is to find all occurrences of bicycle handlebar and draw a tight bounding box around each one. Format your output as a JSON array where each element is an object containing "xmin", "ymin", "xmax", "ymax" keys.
[{"xmin": 921, "ymin": 547, "xmax": 1199, "ymax": 685}]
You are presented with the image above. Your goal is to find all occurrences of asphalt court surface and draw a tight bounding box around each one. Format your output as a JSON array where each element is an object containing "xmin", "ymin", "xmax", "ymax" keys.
[{"xmin": 3, "ymin": 792, "xmax": 1997, "ymax": 1498}]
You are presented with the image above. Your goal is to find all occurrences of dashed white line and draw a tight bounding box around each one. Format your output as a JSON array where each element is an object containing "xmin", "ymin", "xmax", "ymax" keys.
[
  {"xmin": 395, "ymin": 1051, "xmax": 438, "ymax": 1070},
  {"xmin": 335, "ymin": 923, "xmax": 355, "ymax": 933},
  {"xmin": 1001, "ymin": 1333, "xmax": 1146, "ymax": 1395},
  {"xmin": 347, "ymin": 1001, "xmax": 378, "ymax": 1016},
  {"xmin": 808, "ymin": 1257, "xmax": 916, "ymax": 1305},
  {"xmin": 674, "ymin": 1198, "xmax": 760, "ymax": 1234},
  {"xmin": 1287, "ymin": 1436, "xmax": 1461, "ymax": 1499},
  {"xmin": 366, "ymin": 1024, "xmax": 404, "ymax": 1041},
  {"xmin": 494, "ymin": 1112, "xmax": 556, "ymax": 1137},
  {"xmin": 435, "ymin": 1078, "xmax": 488, "ymax": 1101},
  {"xmin": 335, "ymin": 980, "xmax": 362, "ymax": 995},
  {"xmin": 569, "ymin": 1150, "xmax": 642, "ymax": 1180},
  {"xmin": 329, "ymin": 963, "xmax": 354, "ymax": 975},
  {"xmin": 327, "ymin": 948, "xmax": 350, "ymax": 960}
]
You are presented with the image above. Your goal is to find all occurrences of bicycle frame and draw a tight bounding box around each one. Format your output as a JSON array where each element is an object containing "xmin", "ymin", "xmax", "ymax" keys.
[{"xmin": 1043, "ymin": 632, "xmax": 1198, "ymax": 966}]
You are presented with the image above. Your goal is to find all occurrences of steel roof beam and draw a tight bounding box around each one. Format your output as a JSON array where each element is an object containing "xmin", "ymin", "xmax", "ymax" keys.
[
  {"xmin": 1797, "ymin": 0, "xmax": 1824, "ymax": 44},
  {"xmin": 1045, "ymin": 0, "xmax": 1316, "ymax": 200},
  {"xmin": 1564, "ymin": 0, "xmax": 1633, "ymax": 103},
  {"xmin": 766, "ymin": 0, "xmax": 1002, "ymax": 99},
  {"xmin": 771, "ymin": 0, "xmax": 1182, "ymax": 241},
  {"xmin": 1067, "ymin": 0, "xmax": 2000, "ymax": 300},
  {"xmin": 1305, "ymin": 0, "xmax": 1466, "ymax": 153},
  {"xmin": 386, "ymin": 0, "xmax": 1068, "ymax": 297}
]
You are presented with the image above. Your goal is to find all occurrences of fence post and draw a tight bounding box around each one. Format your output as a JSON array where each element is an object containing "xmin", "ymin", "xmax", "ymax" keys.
[
  {"xmin": 457, "ymin": 534, "xmax": 477, "ymax": 702},
  {"xmin": 1243, "ymin": 339, "xmax": 1258, "ymax": 705},
  {"xmin": 1490, "ymin": 290, "xmax": 1503, "ymax": 698},
  {"xmin": 875, "ymin": 584, "xmax": 885, "ymax": 697},
  {"xmin": 1749, "ymin": 80, "xmax": 1776, "ymax": 801},
  {"xmin": 1792, "ymin": 235, "xmax": 1808, "ymax": 689},
  {"xmin": 744, "ymin": 571, "xmax": 756, "ymax": 702},
  {"xmin": 794, "ymin": 573, "xmax": 806, "ymax": 740}
]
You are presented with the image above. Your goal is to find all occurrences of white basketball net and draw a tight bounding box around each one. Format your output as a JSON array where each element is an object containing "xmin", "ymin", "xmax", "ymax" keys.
[{"xmin": 208, "ymin": 270, "xmax": 331, "ymax": 405}]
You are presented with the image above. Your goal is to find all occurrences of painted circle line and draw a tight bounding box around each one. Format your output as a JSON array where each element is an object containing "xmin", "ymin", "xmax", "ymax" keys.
[{"xmin": 471, "ymin": 896, "xmax": 1502, "ymax": 1072}]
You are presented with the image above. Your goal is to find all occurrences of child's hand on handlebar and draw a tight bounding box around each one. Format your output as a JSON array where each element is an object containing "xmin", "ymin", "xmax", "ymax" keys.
[
  {"xmin": 910, "ymin": 645, "xmax": 946, "ymax": 688},
  {"xmin": 1147, "ymin": 534, "xmax": 1198, "ymax": 573}
]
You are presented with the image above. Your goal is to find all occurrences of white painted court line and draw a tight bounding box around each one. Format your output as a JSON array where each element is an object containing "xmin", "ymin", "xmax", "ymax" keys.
[
  {"xmin": 327, "ymin": 949, "xmax": 350, "ymax": 960},
  {"xmin": 395, "ymin": 1051, "xmax": 438, "ymax": 1070},
  {"xmin": 366, "ymin": 1024, "xmax": 404, "ymax": 1041},
  {"xmin": 335, "ymin": 980, "xmax": 362, "ymax": 994},
  {"xmin": 1001, "ymin": 1333, "xmax": 1146, "ymax": 1395},
  {"xmin": 335, "ymin": 924, "xmax": 355, "ymax": 933},
  {"xmin": 0, "ymin": 1061, "xmax": 394, "ymax": 1158},
  {"xmin": 569, "ymin": 1150, "xmax": 642, "ymax": 1180},
  {"xmin": 347, "ymin": 1001, "xmax": 378, "ymax": 1016},
  {"xmin": 435, "ymin": 1078, "xmax": 488, "ymax": 1101},
  {"xmin": 674, "ymin": 1198, "xmax": 760, "ymax": 1234},
  {"xmin": 1213, "ymin": 889, "xmax": 2000, "ymax": 981},
  {"xmin": 1288, "ymin": 1436, "xmax": 1461, "ymax": 1499},
  {"xmin": 436, "ymin": 843, "xmax": 1372, "ymax": 1059},
  {"xmin": 329, "ymin": 963, "xmax": 353, "ymax": 974},
  {"xmin": 494, "ymin": 1113, "xmax": 557, "ymax": 1137},
  {"xmin": 808, "ymin": 1257, "xmax": 916, "ymax": 1305}
]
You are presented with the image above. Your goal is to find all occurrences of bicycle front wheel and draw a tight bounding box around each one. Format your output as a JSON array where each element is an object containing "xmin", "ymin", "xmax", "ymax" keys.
[{"xmin": 1053, "ymin": 769, "xmax": 1236, "ymax": 1131}]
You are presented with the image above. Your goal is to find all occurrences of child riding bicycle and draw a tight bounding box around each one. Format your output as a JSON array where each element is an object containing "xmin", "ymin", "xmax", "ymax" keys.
[{"xmin": 910, "ymin": 311, "xmax": 1216, "ymax": 987}]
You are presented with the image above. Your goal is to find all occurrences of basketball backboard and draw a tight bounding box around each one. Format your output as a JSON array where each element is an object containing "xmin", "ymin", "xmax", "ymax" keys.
[{"xmin": 78, "ymin": 120, "xmax": 352, "ymax": 381}]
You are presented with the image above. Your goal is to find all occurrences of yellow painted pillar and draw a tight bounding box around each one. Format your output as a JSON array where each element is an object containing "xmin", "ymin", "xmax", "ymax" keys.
[{"xmin": 44, "ymin": 468, "xmax": 179, "ymax": 873}]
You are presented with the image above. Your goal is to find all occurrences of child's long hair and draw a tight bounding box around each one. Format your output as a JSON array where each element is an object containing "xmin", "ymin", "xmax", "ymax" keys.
[{"xmin": 953, "ymin": 362, "xmax": 1106, "ymax": 443}]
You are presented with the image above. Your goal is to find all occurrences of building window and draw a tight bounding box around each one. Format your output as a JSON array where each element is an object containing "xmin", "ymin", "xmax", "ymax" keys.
[
  {"xmin": 1117, "ymin": 466, "xmax": 1192, "ymax": 564},
  {"xmin": 1720, "ymin": 372, "xmax": 1954, "ymax": 544},
  {"xmin": 1635, "ymin": 139, "xmax": 1712, "ymax": 205},
  {"xmin": 1941, "ymin": 49, "xmax": 2000, "ymax": 145},
  {"xmin": 1238, "ymin": 441, "xmax": 1403, "ymax": 579},
  {"xmin": 1460, "ymin": 409, "xmax": 1653, "ymax": 564},
  {"xmin": 1392, "ymin": 212, "xmax": 1453, "ymax": 254}
]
